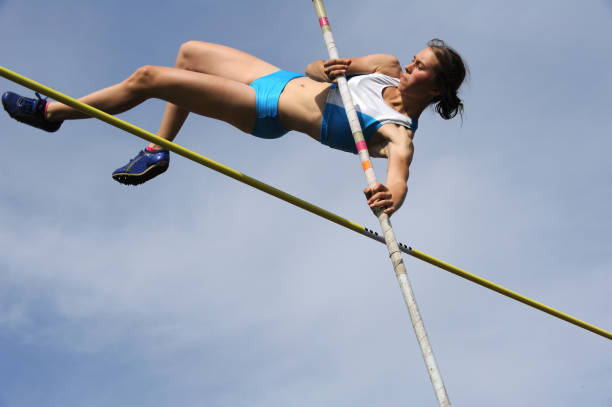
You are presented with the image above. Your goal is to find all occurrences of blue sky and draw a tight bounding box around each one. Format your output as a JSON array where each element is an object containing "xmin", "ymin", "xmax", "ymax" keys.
[{"xmin": 1, "ymin": 1, "xmax": 611, "ymax": 406}]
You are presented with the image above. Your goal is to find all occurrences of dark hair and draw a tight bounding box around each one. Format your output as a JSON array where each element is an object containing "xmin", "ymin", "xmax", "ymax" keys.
[{"xmin": 427, "ymin": 38, "xmax": 467, "ymax": 120}]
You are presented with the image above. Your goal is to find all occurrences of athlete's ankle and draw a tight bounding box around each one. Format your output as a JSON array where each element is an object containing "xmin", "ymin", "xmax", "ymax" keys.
[
  {"xmin": 146, "ymin": 144, "xmax": 163, "ymax": 152},
  {"xmin": 44, "ymin": 102, "xmax": 61, "ymax": 122}
]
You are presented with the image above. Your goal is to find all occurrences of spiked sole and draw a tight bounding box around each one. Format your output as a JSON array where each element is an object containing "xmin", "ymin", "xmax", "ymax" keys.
[
  {"xmin": 112, "ymin": 161, "xmax": 169, "ymax": 185},
  {"xmin": 8, "ymin": 114, "xmax": 62, "ymax": 132}
]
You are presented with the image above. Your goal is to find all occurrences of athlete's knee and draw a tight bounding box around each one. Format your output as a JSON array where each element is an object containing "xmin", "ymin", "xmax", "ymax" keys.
[
  {"xmin": 176, "ymin": 40, "xmax": 208, "ymax": 70},
  {"xmin": 125, "ymin": 65, "xmax": 159, "ymax": 93}
]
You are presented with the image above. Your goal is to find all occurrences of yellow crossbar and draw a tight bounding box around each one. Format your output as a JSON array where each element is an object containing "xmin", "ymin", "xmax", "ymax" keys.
[{"xmin": 1, "ymin": 65, "xmax": 609, "ymax": 341}]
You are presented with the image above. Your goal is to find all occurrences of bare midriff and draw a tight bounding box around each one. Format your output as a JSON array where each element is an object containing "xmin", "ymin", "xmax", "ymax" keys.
[{"xmin": 278, "ymin": 76, "xmax": 331, "ymax": 141}]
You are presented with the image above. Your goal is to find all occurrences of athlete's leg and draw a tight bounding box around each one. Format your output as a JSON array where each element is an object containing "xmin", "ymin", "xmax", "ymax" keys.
[
  {"xmin": 45, "ymin": 80, "xmax": 146, "ymax": 121},
  {"xmin": 45, "ymin": 64, "xmax": 257, "ymax": 132},
  {"xmin": 133, "ymin": 65, "xmax": 257, "ymax": 132},
  {"xmin": 45, "ymin": 41, "xmax": 278, "ymax": 123},
  {"xmin": 152, "ymin": 41, "xmax": 281, "ymax": 148},
  {"xmin": 108, "ymin": 64, "xmax": 259, "ymax": 185},
  {"xmin": 174, "ymin": 40, "xmax": 281, "ymax": 84}
]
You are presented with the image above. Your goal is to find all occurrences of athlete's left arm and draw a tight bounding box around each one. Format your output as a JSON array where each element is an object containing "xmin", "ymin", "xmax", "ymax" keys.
[
  {"xmin": 364, "ymin": 125, "xmax": 414, "ymax": 216},
  {"xmin": 306, "ymin": 54, "xmax": 402, "ymax": 82}
]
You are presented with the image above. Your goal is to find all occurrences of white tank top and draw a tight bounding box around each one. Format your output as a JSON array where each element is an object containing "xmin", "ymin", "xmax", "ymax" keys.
[{"xmin": 321, "ymin": 73, "xmax": 417, "ymax": 153}]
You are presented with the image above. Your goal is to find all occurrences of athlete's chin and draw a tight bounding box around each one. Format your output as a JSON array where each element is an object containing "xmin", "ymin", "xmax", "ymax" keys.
[{"xmin": 398, "ymin": 83, "xmax": 410, "ymax": 93}]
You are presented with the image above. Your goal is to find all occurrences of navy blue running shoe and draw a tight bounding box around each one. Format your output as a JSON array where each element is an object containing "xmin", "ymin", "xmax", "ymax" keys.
[
  {"xmin": 2, "ymin": 91, "xmax": 63, "ymax": 132},
  {"xmin": 112, "ymin": 148, "xmax": 170, "ymax": 185}
]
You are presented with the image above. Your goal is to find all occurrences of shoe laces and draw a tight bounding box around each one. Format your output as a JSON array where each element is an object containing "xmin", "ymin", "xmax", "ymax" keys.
[
  {"xmin": 17, "ymin": 92, "xmax": 47, "ymax": 114},
  {"xmin": 127, "ymin": 150, "xmax": 147, "ymax": 164}
]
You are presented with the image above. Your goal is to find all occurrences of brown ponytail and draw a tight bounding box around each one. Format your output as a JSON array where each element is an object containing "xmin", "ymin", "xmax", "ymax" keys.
[{"xmin": 427, "ymin": 39, "xmax": 467, "ymax": 120}]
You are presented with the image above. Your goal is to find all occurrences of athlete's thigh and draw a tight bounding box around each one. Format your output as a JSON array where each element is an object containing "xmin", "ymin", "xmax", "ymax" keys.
[
  {"xmin": 179, "ymin": 41, "xmax": 281, "ymax": 84},
  {"xmin": 149, "ymin": 66, "xmax": 256, "ymax": 133}
]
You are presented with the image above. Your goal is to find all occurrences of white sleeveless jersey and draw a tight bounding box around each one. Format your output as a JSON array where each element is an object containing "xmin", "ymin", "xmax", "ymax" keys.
[{"xmin": 321, "ymin": 73, "xmax": 417, "ymax": 153}]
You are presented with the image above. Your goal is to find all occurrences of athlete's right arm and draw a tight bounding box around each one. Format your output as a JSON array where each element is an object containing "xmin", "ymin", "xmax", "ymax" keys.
[{"xmin": 305, "ymin": 54, "xmax": 402, "ymax": 82}]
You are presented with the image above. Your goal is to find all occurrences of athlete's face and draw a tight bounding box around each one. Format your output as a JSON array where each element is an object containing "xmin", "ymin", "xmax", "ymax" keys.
[{"xmin": 399, "ymin": 47, "xmax": 440, "ymax": 100}]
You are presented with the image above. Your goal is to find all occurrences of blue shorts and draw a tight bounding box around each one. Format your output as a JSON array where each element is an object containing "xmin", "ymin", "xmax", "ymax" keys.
[
  {"xmin": 321, "ymin": 105, "xmax": 376, "ymax": 154},
  {"xmin": 249, "ymin": 70, "xmax": 305, "ymax": 139}
]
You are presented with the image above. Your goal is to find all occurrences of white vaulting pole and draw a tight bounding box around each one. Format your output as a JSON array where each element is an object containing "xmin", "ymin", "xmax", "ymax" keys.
[{"xmin": 311, "ymin": 1, "xmax": 451, "ymax": 405}]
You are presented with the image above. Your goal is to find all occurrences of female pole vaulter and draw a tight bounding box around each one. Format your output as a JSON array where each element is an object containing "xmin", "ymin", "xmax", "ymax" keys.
[{"xmin": 3, "ymin": 39, "xmax": 466, "ymax": 216}]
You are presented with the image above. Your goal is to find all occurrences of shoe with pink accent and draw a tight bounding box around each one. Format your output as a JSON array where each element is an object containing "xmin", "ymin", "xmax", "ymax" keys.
[
  {"xmin": 2, "ymin": 91, "xmax": 63, "ymax": 132},
  {"xmin": 112, "ymin": 148, "xmax": 170, "ymax": 185}
]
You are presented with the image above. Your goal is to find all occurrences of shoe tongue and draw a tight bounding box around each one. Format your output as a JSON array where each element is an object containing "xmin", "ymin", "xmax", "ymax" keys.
[
  {"xmin": 19, "ymin": 96, "xmax": 43, "ymax": 114},
  {"xmin": 35, "ymin": 98, "xmax": 46, "ymax": 116}
]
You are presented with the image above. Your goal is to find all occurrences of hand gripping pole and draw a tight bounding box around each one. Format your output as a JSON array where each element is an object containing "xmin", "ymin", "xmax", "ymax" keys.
[{"xmin": 312, "ymin": 1, "xmax": 451, "ymax": 405}]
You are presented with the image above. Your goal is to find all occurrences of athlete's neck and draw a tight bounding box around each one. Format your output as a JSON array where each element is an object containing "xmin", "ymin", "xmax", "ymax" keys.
[{"xmin": 384, "ymin": 87, "xmax": 428, "ymax": 119}]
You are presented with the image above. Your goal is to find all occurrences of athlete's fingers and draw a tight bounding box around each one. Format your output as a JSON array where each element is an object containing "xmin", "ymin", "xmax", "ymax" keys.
[
  {"xmin": 368, "ymin": 196, "xmax": 392, "ymax": 209},
  {"xmin": 323, "ymin": 59, "xmax": 351, "ymax": 80},
  {"xmin": 369, "ymin": 197, "xmax": 393, "ymax": 208},
  {"xmin": 364, "ymin": 184, "xmax": 395, "ymax": 216},
  {"xmin": 325, "ymin": 67, "xmax": 346, "ymax": 74},
  {"xmin": 383, "ymin": 205, "xmax": 396, "ymax": 215},
  {"xmin": 324, "ymin": 62, "xmax": 349, "ymax": 69},
  {"xmin": 371, "ymin": 182, "xmax": 387, "ymax": 193},
  {"xmin": 366, "ymin": 186, "xmax": 391, "ymax": 205},
  {"xmin": 327, "ymin": 70, "xmax": 347, "ymax": 80},
  {"xmin": 365, "ymin": 183, "xmax": 381, "ymax": 192},
  {"xmin": 323, "ymin": 58, "xmax": 351, "ymax": 68},
  {"xmin": 324, "ymin": 66, "xmax": 349, "ymax": 78}
]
